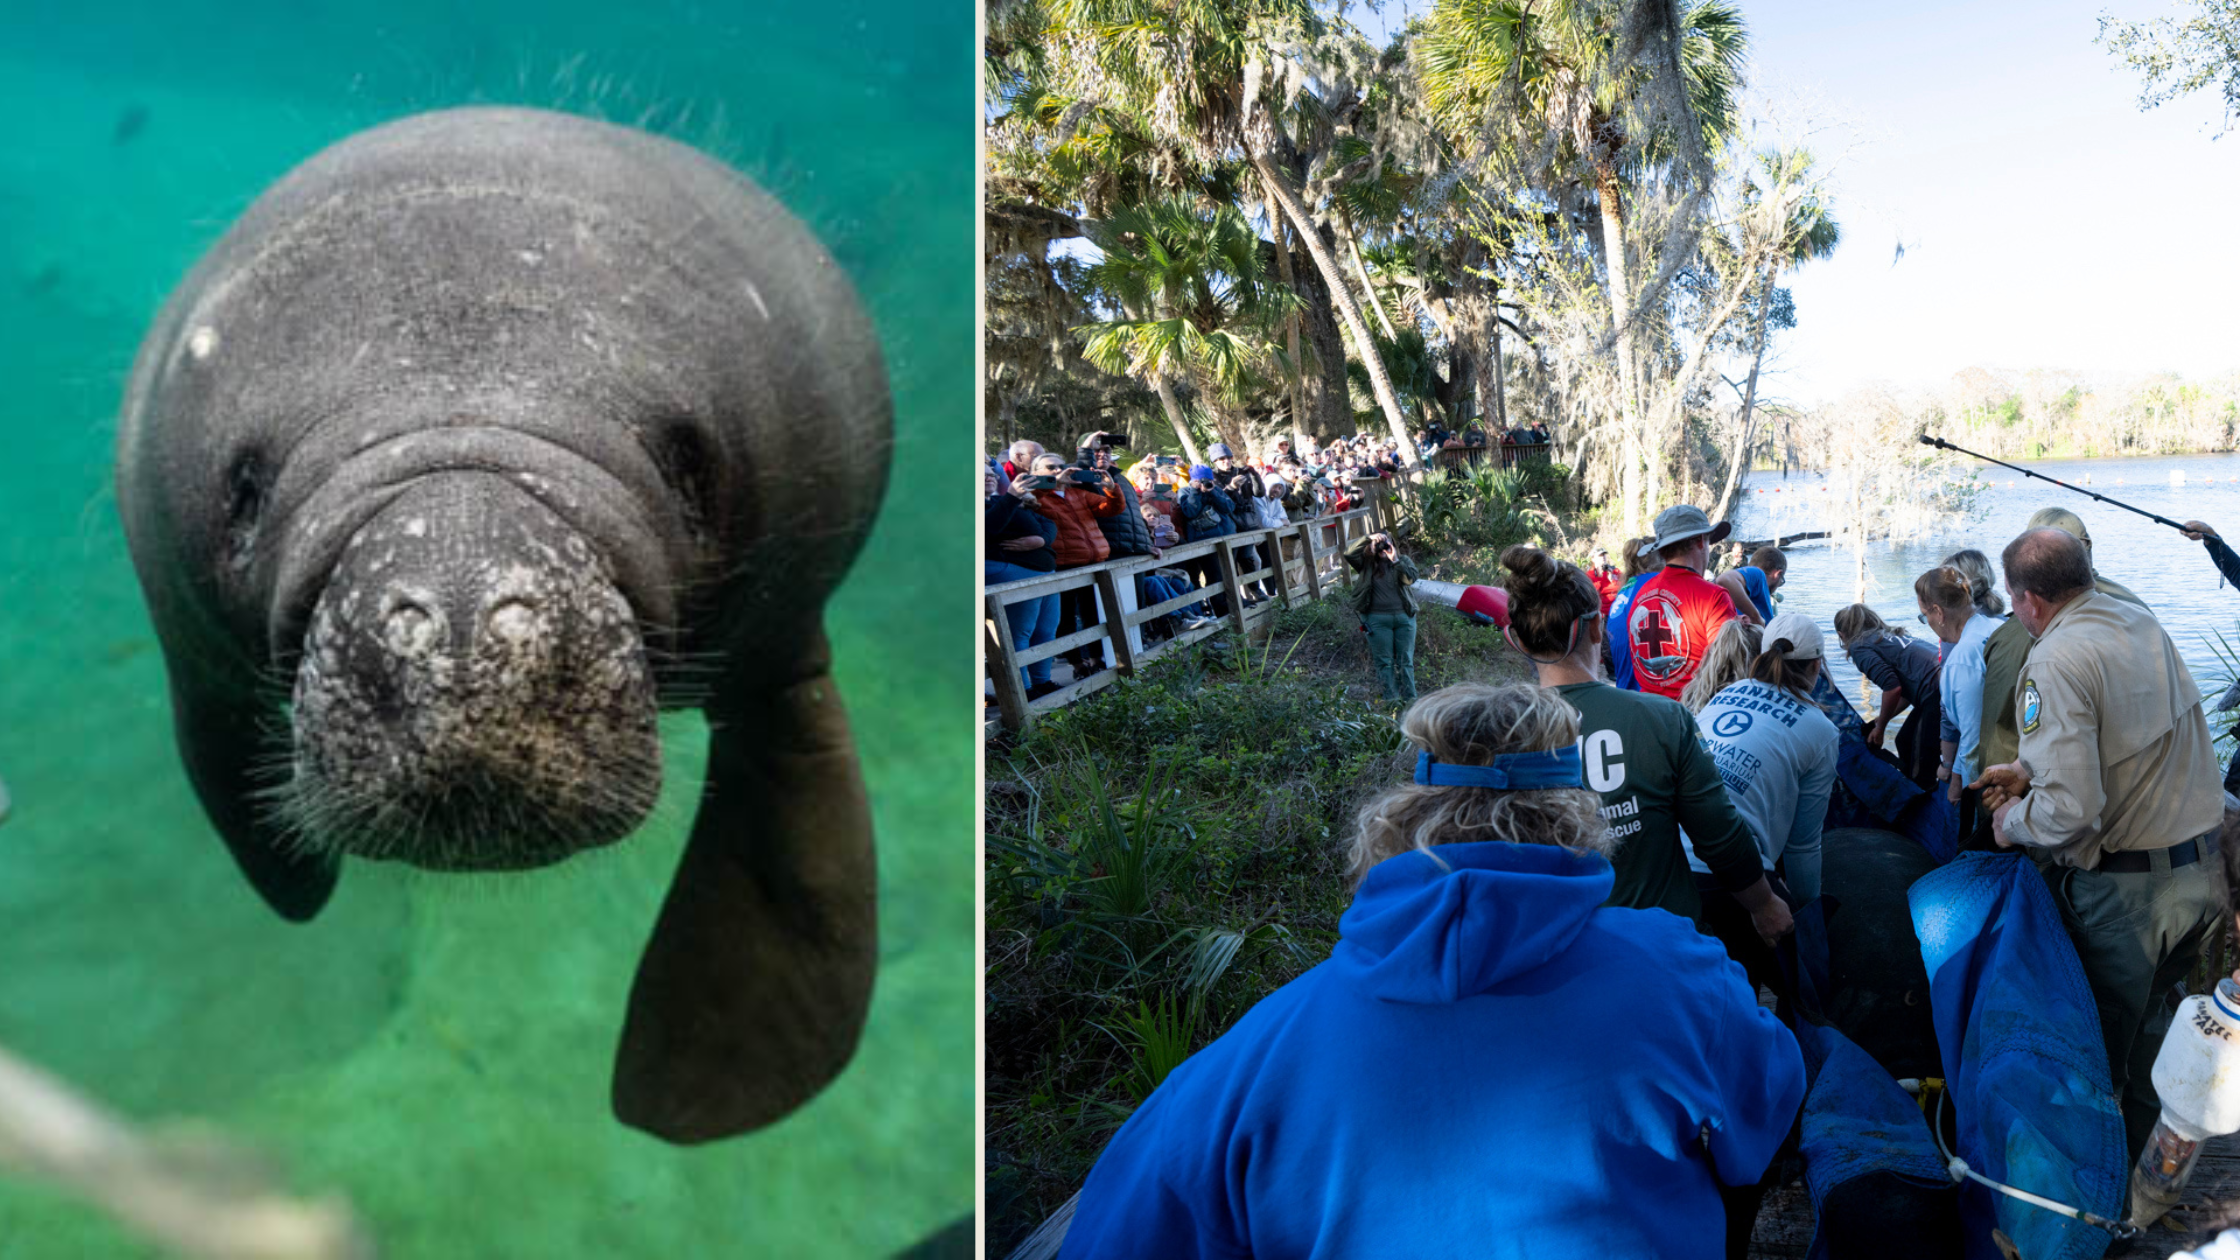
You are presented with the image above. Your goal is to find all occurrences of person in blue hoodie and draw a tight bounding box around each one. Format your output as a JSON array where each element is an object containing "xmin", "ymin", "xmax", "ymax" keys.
[{"xmin": 1061, "ymin": 682, "xmax": 1806, "ymax": 1260}]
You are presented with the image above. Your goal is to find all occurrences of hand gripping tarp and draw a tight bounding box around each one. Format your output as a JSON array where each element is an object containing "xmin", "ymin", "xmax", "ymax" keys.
[
  {"xmin": 1910, "ymin": 852, "xmax": 2126, "ymax": 1260},
  {"xmin": 1785, "ymin": 899, "xmax": 1960, "ymax": 1260}
]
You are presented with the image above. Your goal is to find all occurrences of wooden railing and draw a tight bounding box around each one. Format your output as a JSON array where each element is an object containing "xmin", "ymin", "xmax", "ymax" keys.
[{"xmin": 984, "ymin": 483, "xmax": 1395, "ymax": 731}]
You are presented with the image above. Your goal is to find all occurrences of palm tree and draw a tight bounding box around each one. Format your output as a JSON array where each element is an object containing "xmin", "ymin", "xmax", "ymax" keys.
[
  {"xmin": 1708, "ymin": 148, "xmax": 1840, "ymax": 522},
  {"xmin": 1043, "ymin": 0, "xmax": 1429, "ymax": 468},
  {"xmin": 1418, "ymin": 0, "xmax": 1748, "ymax": 532},
  {"xmin": 1076, "ymin": 197, "xmax": 1297, "ymax": 461}
]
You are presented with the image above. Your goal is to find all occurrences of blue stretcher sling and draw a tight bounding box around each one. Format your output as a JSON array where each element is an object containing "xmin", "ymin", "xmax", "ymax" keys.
[{"xmin": 1910, "ymin": 852, "xmax": 2126, "ymax": 1260}]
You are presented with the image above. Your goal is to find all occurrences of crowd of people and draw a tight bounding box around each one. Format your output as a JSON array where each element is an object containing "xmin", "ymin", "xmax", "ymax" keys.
[
  {"xmin": 984, "ymin": 430, "xmax": 1420, "ymax": 700},
  {"xmin": 1411, "ymin": 418, "xmax": 1553, "ymax": 462},
  {"xmin": 1062, "ymin": 491, "xmax": 2240, "ymax": 1258}
]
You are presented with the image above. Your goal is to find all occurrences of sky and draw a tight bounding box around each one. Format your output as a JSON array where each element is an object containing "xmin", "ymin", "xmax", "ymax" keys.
[{"xmin": 1356, "ymin": 0, "xmax": 2240, "ymax": 406}]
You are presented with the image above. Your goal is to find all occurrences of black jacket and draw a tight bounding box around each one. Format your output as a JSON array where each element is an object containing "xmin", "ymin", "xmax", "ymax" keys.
[
  {"xmin": 1075, "ymin": 454, "xmax": 1154, "ymax": 556},
  {"xmin": 985, "ymin": 495, "xmax": 1057, "ymax": 572},
  {"xmin": 1177, "ymin": 485, "xmax": 1238, "ymax": 540},
  {"xmin": 1217, "ymin": 463, "xmax": 1266, "ymax": 504}
]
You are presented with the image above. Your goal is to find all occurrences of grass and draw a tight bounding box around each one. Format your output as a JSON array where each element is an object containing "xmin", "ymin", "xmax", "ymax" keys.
[{"xmin": 982, "ymin": 589, "xmax": 1534, "ymax": 1252}]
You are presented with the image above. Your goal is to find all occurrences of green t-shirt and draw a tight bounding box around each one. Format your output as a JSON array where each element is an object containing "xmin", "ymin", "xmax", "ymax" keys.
[{"xmin": 1555, "ymin": 680, "xmax": 1766, "ymax": 922}]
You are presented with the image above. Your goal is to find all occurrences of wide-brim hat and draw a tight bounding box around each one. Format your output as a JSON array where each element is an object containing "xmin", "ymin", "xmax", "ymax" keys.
[{"xmin": 1639, "ymin": 504, "xmax": 1732, "ymax": 556}]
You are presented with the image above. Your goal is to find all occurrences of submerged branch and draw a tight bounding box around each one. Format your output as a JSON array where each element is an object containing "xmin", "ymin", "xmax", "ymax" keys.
[{"xmin": 0, "ymin": 1044, "xmax": 374, "ymax": 1260}]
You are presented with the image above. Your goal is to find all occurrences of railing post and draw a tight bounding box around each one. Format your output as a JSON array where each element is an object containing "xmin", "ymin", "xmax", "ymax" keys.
[
  {"xmin": 1092, "ymin": 565, "xmax": 1137, "ymax": 676},
  {"xmin": 985, "ymin": 590, "xmax": 1031, "ymax": 731},
  {"xmin": 1266, "ymin": 527, "xmax": 1294, "ymax": 608},
  {"xmin": 1297, "ymin": 520, "xmax": 1324, "ymax": 601},
  {"xmin": 1214, "ymin": 538, "xmax": 1249, "ymax": 635}
]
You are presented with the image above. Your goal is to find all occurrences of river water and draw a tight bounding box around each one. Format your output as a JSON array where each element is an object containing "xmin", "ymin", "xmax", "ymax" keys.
[{"xmin": 1728, "ymin": 452, "xmax": 2240, "ymax": 722}]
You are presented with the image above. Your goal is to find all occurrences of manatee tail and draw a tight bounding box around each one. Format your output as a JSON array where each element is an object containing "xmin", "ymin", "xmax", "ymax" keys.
[{"xmin": 612, "ymin": 640, "xmax": 877, "ymax": 1143}]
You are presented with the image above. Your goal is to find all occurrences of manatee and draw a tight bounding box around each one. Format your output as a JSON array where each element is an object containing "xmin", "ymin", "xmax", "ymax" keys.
[
  {"xmin": 115, "ymin": 106, "xmax": 892, "ymax": 1143},
  {"xmin": 1819, "ymin": 827, "xmax": 1944, "ymax": 1082}
]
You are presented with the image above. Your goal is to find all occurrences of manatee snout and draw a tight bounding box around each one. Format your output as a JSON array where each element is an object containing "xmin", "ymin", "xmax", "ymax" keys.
[{"xmin": 287, "ymin": 474, "xmax": 660, "ymax": 869}]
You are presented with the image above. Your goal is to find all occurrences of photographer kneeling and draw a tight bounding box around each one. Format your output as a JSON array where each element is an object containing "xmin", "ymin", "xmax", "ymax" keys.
[
  {"xmin": 1062, "ymin": 683, "xmax": 1806, "ymax": 1259},
  {"xmin": 1345, "ymin": 530, "xmax": 1419, "ymax": 706}
]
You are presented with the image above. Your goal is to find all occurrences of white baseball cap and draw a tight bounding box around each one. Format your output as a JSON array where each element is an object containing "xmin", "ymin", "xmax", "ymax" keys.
[{"xmin": 1762, "ymin": 611, "xmax": 1823, "ymax": 660}]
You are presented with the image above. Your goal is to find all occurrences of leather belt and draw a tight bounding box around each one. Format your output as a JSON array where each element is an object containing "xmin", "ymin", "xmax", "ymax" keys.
[{"xmin": 2097, "ymin": 832, "xmax": 2219, "ymax": 874}]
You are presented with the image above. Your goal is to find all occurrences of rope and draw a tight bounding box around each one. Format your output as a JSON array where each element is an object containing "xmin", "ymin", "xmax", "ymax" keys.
[{"xmin": 1929, "ymin": 1083, "xmax": 2140, "ymax": 1241}]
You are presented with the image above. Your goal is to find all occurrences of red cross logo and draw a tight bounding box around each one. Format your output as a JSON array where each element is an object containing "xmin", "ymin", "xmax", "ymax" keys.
[
  {"xmin": 1629, "ymin": 590, "xmax": 1689, "ymax": 678},
  {"xmin": 1635, "ymin": 608, "xmax": 1675, "ymax": 659}
]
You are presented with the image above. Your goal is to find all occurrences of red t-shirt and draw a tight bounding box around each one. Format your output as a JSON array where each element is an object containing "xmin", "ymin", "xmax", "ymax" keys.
[
  {"xmin": 1588, "ymin": 565, "xmax": 1621, "ymax": 613},
  {"xmin": 1625, "ymin": 566, "xmax": 1737, "ymax": 699}
]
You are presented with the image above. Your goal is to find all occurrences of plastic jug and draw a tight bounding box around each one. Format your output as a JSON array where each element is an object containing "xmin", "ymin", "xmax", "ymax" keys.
[{"xmin": 2128, "ymin": 977, "xmax": 2240, "ymax": 1227}]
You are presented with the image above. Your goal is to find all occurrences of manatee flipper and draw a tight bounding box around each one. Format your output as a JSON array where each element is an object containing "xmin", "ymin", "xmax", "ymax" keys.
[
  {"xmin": 167, "ymin": 671, "xmax": 340, "ymax": 922},
  {"xmin": 613, "ymin": 647, "xmax": 877, "ymax": 1143}
]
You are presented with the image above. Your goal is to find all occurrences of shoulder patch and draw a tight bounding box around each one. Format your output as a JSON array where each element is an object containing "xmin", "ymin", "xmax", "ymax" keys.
[{"xmin": 2021, "ymin": 679, "xmax": 2041, "ymax": 734}]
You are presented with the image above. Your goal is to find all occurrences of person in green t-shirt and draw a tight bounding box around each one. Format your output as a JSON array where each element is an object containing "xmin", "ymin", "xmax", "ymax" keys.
[{"xmin": 1498, "ymin": 545, "xmax": 1793, "ymax": 943}]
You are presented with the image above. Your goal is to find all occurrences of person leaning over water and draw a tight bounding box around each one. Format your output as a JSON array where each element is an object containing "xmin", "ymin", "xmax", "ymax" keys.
[
  {"xmin": 1834, "ymin": 604, "xmax": 1943, "ymax": 790},
  {"xmin": 1344, "ymin": 530, "xmax": 1419, "ymax": 706},
  {"xmin": 1973, "ymin": 527, "xmax": 2223, "ymax": 1163},
  {"xmin": 1058, "ymin": 683, "xmax": 1807, "ymax": 1260},
  {"xmin": 1684, "ymin": 612, "xmax": 1841, "ymax": 1003},
  {"xmin": 1499, "ymin": 545, "xmax": 1793, "ymax": 942}
]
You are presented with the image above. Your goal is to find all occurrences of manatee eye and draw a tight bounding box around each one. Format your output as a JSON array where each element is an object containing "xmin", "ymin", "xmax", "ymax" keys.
[
  {"xmin": 223, "ymin": 449, "xmax": 267, "ymax": 561},
  {"xmin": 650, "ymin": 419, "xmax": 716, "ymax": 531}
]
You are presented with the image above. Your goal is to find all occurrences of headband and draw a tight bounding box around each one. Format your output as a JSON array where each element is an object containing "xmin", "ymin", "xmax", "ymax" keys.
[{"xmin": 1413, "ymin": 747, "xmax": 1583, "ymax": 790}]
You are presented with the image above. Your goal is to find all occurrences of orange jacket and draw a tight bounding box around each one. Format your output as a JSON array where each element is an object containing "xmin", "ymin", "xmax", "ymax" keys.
[{"xmin": 1034, "ymin": 483, "xmax": 1123, "ymax": 566}]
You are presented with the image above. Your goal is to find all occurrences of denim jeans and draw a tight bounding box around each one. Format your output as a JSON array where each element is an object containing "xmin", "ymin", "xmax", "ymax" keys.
[{"xmin": 985, "ymin": 561, "xmax": 1060, "ymax": 686}]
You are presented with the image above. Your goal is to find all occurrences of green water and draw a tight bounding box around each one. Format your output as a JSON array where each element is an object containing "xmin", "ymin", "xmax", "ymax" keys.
[{"xmin": 0, "ymin": 4, "xmax": 972, "ymax": 1256}]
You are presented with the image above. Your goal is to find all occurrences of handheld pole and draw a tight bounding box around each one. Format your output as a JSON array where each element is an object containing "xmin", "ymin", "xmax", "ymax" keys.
[{"xmin": 1916, "ymin": 435, "xmax": 2192, "ymax": 533}]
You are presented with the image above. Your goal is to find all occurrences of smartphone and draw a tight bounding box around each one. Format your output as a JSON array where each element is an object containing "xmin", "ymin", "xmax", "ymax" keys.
[
  {"xmin": 1020, "ymin": 475, "xmax": 1061, "ymax": 491},
  {"xmin": 1156, "ymin": 455, "xmax": 1179, "ymax": 466}
]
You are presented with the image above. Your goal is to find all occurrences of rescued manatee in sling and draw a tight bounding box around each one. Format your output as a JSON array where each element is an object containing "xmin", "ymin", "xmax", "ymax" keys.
[
  {"xmin": 1808, "ymin": 828, "xmax": 1962, "ymax": 1258},
  {"xmin": 1818, "ymin": 827, "xmax": 1944, "ymax": 1082},
  {"xmin": 115, "ymin": 106, "xmax": 891, "ymax": 1144}
]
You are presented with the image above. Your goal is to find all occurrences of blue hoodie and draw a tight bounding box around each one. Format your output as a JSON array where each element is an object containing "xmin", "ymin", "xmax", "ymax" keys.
[{"xmin": 1062, "ymin": 842, "xmax": 1806, "ymax": 1260}]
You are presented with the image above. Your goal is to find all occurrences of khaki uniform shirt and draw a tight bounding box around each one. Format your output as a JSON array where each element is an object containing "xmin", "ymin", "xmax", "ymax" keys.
[
  {"xmin": 1979, "ymin": 573, "xmax": 2145, "ymax": 772},
  {"xmin": 2007, "ymin": 591, "xmax": 2220, "ymax": 868}
]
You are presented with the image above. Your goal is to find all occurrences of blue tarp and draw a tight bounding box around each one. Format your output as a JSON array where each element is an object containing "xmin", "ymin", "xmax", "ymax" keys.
[{"xmin": 1910, "ymin": 853, "xmax": 2126, "ymax": 1260}]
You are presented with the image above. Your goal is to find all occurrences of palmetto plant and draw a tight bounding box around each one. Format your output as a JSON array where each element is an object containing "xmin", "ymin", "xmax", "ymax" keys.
[
  {"xmin": 1041, "ymin": 0, "xmax": 1429, "ymax": 465},
  {"xmin": 1079, "ymin": 196, "xmax": 1299, "ymax": 457}
]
